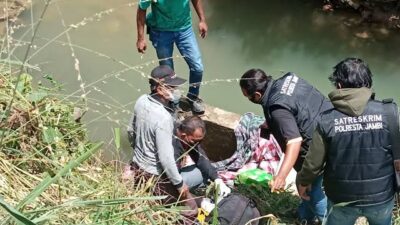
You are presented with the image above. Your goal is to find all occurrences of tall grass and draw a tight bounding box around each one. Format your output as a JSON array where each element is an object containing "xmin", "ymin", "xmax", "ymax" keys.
[
  {"xmin": 0, "ymin": 1, "xmax": 192, "ymax": 223},
  {"xmin": 1, "ymin": 1, "xmax": 399, "ymax": 225},
  {"xmin": 0, "ymin": 71, "xmax": 182, "ymax": 224}
]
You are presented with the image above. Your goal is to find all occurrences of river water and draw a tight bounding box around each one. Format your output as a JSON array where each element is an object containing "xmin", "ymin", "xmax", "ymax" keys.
[{"xmin": 11, "ymin": 0, "xmax": 400, "ymax": 159}]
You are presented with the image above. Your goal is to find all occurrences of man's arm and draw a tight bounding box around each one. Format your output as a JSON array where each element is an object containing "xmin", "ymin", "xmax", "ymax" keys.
[
  {"xmin": 136, "ymin": 7, "xmax": 147, "ymax": 53},
  {"xmin": 127, "ymin": 114, "xmax": 136, "ymax": 148},
  {"xmin": 398, "ymin": 106, "xmax": 400, "ymax": 132},
  {"xmin": 272, "ymin": 141, "xmax": 302, "ymax": 192},
  {"xmin": 189, "ymin": 146, "xmax": 218, "ymax": 180},
  {"xmin": 269, "ymin": 108, "xmax": 302, "ymax": 192},
  {"xmin": 296, "ymin": 128, "xmax": 326, "ymax": 186},
  {"xmin": 190, "ymin": 145, "xmax": 231, "ymax": 197},
  {"xmin": 191, "ymin": 0, "xmax": 208, "ymax": 38},
  {"xmin": 155, "ymin": 121, "xmax": 183, "ymax": 188},
  {"xmin": 296, "ymin": 126, "xmax": 326, "ymax": 200}
]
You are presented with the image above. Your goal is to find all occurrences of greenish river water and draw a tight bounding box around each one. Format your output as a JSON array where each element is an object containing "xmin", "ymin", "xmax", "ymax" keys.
[{"xmin": 12, "ymin": 0, "xmax": 400, "ymax": 159}]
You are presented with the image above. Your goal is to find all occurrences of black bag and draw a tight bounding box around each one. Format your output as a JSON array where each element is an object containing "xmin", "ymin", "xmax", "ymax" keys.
[
  {"xmin": 383, "ymin": 99, "xmax": 400, "ymax": 191},
  {"xmin": 208, "ymin": 193, "xmax": 260, "ymax": 225}
]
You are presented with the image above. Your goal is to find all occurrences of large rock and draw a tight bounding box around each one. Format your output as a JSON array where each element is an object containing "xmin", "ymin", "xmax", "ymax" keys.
[
  {"xmin": 199, "ymin": 105, "xmax": 298, "ymax": 193},
  {"xmin": 201, "ymin": 105, "xmax": 240, "ymax": 161}
]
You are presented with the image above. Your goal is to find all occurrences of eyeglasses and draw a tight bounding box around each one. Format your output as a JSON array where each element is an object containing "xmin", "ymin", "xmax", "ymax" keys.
[{"xmin": 187, "ymin": 138, "xmax": 203, "ymax": 146}]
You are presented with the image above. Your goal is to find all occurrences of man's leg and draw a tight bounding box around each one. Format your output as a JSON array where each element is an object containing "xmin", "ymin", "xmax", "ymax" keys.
[
  {"xmin": 297, "ymin": 175, "xmax": 327, "ymax": 222},
  {"xmin": 148, "ymin": 28, "xmax": 175, "ymax": 69},
  {"xmin": 325, "ymin": 200, "xmax": 360, "ymax": 225},
  {"xmin": 363, "ymin": 197, "xmax": 394, "ymax": 225},
  {"xmin": 297, "ymin": 199, "xmax": 314, "ymax": 222},
  {"xmin": 175, "ymin": 27, "xmax": 205, "ymax": 113},
  {"xmin": 180, "ymin": 165, "xmax": 206, "ymax": 191}
]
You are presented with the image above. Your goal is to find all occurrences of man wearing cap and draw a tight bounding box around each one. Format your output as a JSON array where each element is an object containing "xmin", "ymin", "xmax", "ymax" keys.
[
  {"xmin": 127, "ymin": 65, "xmax": 198, "ymax": 217},
  {"xmin": 136, "ymin": 0, "xmax": 207, "ymax": 114}
]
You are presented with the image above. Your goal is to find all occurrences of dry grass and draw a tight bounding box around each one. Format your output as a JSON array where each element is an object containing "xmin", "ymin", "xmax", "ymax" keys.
[{"xmin": 0, "ymin": 72, "xmax": 182, "ymax": 224}]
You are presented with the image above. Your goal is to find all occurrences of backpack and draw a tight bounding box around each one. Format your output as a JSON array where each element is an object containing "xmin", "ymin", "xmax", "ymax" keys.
[{"xmin": 208, "ymin": 193, "xmax": 260, "ymax": 225}]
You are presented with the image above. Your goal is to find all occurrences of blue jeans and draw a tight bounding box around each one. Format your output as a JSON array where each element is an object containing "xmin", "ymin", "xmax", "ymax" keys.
[
  {"xmin": 298, "ymin": 175, "xmax": 327, "ymax": 222},
  {"xmin": 325, "ymin": 197, "xmax": 394, "ymax": 225},
  {"xmin": 149, "ymin": 27, "xmax": 204, "ymax": 100},
  {"xmin": 180, "ymin": 165, "xmax": 207, "ymax": 190}
]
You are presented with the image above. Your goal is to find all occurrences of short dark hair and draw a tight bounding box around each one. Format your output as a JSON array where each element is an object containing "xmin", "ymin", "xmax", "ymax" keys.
[
  {"xmin": 329, "ymin": 58, "xmax": 373, "ymax": 88},
  {"xmin": 149, "ymin": 79, "xmax": 159, "ymax": 93},
  {"xmin": 239, "ymin": 69, "xmax": 272, "ymax": 96},
  {"xmin": 178, "ymin": 116, "xmax": 206, "ymax": 135}
]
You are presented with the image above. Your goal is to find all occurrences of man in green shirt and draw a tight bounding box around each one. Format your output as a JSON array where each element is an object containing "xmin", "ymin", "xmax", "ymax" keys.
[{"xmin": 136, "ymin": 0, "xmax": 208, "ymax": 114}]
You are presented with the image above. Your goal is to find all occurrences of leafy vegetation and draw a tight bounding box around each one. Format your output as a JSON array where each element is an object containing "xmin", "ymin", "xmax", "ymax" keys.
[
  {"xmin": 0, "ymin": 71, "xmax": 182, "ymax": 224},
  {"xmin": 236, "ymin": 184, "xmax": 299, "ymax": 224}
]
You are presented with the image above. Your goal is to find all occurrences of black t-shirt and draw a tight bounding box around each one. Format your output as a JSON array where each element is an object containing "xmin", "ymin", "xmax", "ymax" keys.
[
  {"xmin": 269, "ymin": 106, "xmax": 302, "ymax": 151},
  {"xmin": 172, "ymin": 137, "xmax": 218, "ymax": 181}
]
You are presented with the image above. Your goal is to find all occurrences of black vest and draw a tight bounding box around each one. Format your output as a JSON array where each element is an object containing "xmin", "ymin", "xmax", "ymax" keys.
[
  {"xmin": 261, "ymin": 72, "xmax": 331, "ymax": 170},
  {"xmin": 319, "ymin": 99, "xmax": 395, "ymax": 206}
]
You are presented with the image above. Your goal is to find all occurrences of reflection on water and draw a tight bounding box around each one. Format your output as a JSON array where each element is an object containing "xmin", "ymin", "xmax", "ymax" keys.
[
  {"xmin": 11, "ymin": 0, "xmax": 400, "ymax": 159},
  {"xmin": 203, "ymin": 0, "xmax": 400, "ymax": 110}
]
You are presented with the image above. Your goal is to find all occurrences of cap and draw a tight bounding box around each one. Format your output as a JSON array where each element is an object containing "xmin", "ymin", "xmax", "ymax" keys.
[{"xmin": 150, "ymin": 65, "xmax": 186, "ymax": 87}]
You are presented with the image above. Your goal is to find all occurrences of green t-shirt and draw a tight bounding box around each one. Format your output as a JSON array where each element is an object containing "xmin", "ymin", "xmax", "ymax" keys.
[{"xmin": 139, "ymin": 0, "xmax": 192, "ymax": 31}]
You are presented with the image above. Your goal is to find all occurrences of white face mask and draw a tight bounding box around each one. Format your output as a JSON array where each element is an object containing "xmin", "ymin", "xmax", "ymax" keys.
[{"xmin": 168, "ymin": 89, "xmax": 182, "ymax": 104}]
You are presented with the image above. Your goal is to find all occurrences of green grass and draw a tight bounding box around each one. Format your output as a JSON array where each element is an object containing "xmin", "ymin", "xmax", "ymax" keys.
[
  {"xmin": 236, "ymin": 184, "xmax": 299, "ymax": 224},
  {"xmin": 0, "ymin": 71, "xmax": 182, "ymax": 224}
]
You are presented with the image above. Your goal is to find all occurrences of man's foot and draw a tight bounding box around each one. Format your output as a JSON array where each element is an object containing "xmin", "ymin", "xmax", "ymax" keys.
[{"xmin": 190, "ymin": 98, "xmax": 205, "ymax": 115}]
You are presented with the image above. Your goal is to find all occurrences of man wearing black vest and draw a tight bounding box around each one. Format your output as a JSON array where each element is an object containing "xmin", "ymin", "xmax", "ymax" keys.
[
  {"xmin": 240, "ymin": 69, "xmax": 332, "ymax": 223},
  {"xmin": 297, "ymin": 58, "xmax": 399, "ymax": 225}
]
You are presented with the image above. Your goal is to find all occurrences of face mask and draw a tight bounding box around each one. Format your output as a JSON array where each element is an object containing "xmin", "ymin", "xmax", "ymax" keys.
[{"xmin": 168, "ymin": 89, "xmax": 182, "ymax": 104}]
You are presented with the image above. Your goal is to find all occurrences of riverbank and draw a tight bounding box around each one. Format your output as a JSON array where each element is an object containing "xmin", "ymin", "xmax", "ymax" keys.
[
  {"xmin": 0, "ymin": 72, "xmax": 181, "ymax": 224},
  {"xmin": 0, "ymin": 0, "xmax": 30, "ymax": 36},
  {"xmin": 322, "ymin": 0, "xmax": 400, "ymax": 29},
  {"xmin": 1, "ymin": 1, "xmax": 399, "ymax": 224}
]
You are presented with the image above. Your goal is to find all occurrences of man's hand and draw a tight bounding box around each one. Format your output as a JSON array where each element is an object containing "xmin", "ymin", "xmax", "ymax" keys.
[
  {"xmin": 259, "ymin": 121, "xmax": 269, "ymax": 129},
  {"xmin": 136, "ymin": 38, "xmax": 147, "ymax": 53},
  {"xmin": 199, "ymin": 21, "xmax": 208, "ymax": 38},
  {"xmin": 136, "ymin": 7, "xmax": 147, "ymax": 53},
  {"xmin": 177, "ymin": 183, "xmax": 198, "ymax": 217},
  {"xmin": 177, "ymin": 183, "xmax": 190, "ymax": 198},
  {"xmin": 270, "ymin": 175, "xmax": 286, "ymax": 193},
  {"xmin": 298, "ymin": 184, "xmax": 312, "ymax": 201}
]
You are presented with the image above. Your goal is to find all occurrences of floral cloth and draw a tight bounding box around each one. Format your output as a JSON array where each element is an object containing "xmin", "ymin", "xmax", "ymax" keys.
[{"xmin": 212, "ymin": 112, "xmax": 282, "ymax": 183}]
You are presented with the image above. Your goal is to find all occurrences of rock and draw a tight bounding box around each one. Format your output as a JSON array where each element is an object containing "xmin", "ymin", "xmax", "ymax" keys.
[
  {"xmin": 0, "ymin": 0, "xmax": 30, "ymax": 21},
  {"xmin": 0, "ymin": 0, "xmax": 30, "ymax": 36},
  {"xmin": 322, "ymin": 3, "xmax": 334, "ymax": 12},
  {"xmin": 177, "ymin": 103, "xmax": 240, "ymax": 162},
  {"xmin": 355, "ymin": 31, "xmax": 370, "ymax": 39},
  {"xmin": 201, "ymin": 105, "xmax": 240, "ymax": 161},
  {"xmin": 379, "ymin": 27, "xmax": 390, "ymax": 35},
  {"xmin": 202, "ymin": 105, "xmax": 240, "ymax": 130}
]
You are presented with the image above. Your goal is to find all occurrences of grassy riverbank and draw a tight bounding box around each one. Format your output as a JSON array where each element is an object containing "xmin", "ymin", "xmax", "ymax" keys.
[
  {"xmin": 0, "ymin": 71, "xmax": 181, "ymax": 224},
  {"xmin": 2, "ymin": 72, "xmax": 400, "ymax": 225}
]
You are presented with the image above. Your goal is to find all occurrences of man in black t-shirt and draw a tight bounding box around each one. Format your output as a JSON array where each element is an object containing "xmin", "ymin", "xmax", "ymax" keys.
[
  {"xmin": 239, "ymin": 69, "xmax": 331, "ymax": 224},
  {"xmin": 173, "ymin": 116, "xmax": 230, "ymax": 197}
]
